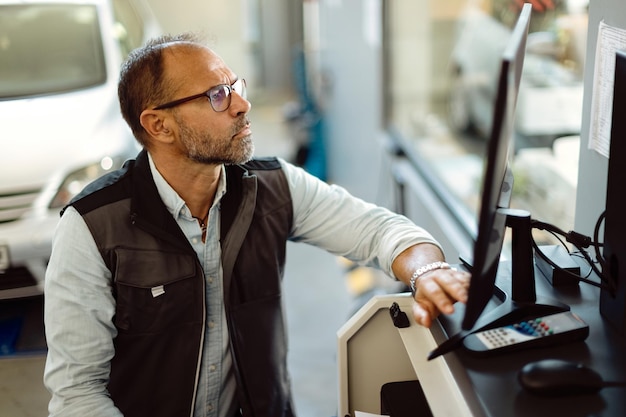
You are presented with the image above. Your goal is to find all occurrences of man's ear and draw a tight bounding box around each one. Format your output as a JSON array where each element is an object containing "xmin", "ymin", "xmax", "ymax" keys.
[{"xmin": 140, "ymin": 110, "xmax": 174, "ymax": 144}]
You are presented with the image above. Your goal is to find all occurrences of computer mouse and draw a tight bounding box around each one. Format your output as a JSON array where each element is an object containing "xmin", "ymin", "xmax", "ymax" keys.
[{"xmin": 518, "ymin": 359, "xmax": 604, "ymax": 396}]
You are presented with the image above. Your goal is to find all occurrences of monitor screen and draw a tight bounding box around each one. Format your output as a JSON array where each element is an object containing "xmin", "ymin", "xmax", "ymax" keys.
[{"xmin": 461, "ymin": 3, "xmax": 532, "ymax": 331}]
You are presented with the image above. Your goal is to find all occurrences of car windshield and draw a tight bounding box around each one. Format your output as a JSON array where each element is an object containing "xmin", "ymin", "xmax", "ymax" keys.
[{"xmin": 0, "ymin": 4, "xmax": 106, "ymax": 99}]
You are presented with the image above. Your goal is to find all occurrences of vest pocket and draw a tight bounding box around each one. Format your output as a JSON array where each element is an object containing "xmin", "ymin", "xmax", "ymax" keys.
[{"xmin": 113, "ymin": 248, "xmax": 201, "ymax": 333}]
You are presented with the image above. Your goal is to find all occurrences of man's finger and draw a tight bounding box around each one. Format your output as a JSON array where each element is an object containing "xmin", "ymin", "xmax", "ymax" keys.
[{"xmin": 412, "ymin": 301, "xmax": 434, "ymax": 327}]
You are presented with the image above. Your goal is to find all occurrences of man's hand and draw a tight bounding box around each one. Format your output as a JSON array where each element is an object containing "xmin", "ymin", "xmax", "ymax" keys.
[
  {"xmin": 411, "ymin": 268, "xmax": 470, "ymax": 327},
  {"xmin": 391, "ymin": 243, "xmax": 471, "ymax": 327}
]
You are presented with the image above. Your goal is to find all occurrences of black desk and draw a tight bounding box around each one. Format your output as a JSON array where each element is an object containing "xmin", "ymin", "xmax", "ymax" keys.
[{"xmin": 433, "ymin": 260, "xmax": 626, "ymax": 417}]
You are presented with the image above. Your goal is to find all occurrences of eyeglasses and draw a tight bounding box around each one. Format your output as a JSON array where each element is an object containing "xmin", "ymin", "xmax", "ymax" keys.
[{"xmin": 153, "ymin": 78, "xmax": 247, "ymax": 112}]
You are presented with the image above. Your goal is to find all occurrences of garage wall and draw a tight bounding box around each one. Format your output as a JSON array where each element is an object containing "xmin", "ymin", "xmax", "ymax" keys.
[{"xmin": 145, "ymin": 0, "xmax": 299, "ymax": 95}]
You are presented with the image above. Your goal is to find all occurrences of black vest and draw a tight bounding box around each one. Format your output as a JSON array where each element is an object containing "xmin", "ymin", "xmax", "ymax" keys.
[{"xmin": 69, "ymin": 150, "xmax": 295, "ymax": 416}]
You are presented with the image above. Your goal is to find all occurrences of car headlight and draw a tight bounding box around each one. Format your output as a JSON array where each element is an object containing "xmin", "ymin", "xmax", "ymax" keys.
[{"xmin": 49, "ymin": 156, "xmax": 119, "ymax": 209}]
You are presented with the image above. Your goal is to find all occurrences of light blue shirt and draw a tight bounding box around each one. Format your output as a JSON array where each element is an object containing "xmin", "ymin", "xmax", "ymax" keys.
[{"xmin": 44, "ymin": 156, "xmax": 440, "ymax": 417}]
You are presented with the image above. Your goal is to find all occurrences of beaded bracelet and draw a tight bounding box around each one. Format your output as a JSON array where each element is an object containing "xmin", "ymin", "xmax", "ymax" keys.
[{"xmin": 409, "ymin": 261, "xmax": 451, "ymax": 294}]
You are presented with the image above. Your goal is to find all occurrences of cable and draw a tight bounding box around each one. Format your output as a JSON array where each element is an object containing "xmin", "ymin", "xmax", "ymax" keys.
[
  {"xmin": 530, "ymin": 215, "xmax": 614, "ymax": 292},
  {"xmin": 593, "ymin": 210, "xmax": 615, "ymax": 293},
  {"xmin": 531, "ymin": 219, "xmax": 594, "ymax": 249},
  {"xmin": 569, "ymin": 251, "xmax": 596, "ymax": 279},
  {"xmin": 532, "ymin": 240, "xmax": 609, "ymax": 290}
]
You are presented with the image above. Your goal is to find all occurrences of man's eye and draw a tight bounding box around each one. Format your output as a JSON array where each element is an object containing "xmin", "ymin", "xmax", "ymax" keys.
[{"xmin": 209, "ymin": 86, "xmax": 228, "ymax": 102}]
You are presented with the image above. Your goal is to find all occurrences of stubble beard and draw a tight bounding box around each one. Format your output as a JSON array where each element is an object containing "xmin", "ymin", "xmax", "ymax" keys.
[{"xmin": 178, "ymin": 117, "xmax": 254, "ymax": 165}]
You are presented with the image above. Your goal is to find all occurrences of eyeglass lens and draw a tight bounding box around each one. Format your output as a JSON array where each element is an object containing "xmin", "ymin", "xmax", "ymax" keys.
[{"xmin": 209, "ymin": 79, "xmax": 246, "ymax": 112}]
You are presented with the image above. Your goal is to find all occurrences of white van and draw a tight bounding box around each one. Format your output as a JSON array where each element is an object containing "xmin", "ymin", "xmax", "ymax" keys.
[{"xmin": 0, "ymin": 0, "xmax": 160, "ymax": 299}]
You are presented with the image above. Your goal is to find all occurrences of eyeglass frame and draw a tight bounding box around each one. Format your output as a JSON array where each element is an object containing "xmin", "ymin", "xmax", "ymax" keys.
[{"xmin": 152, "ymin": 78, "xmax": 247, "ymax": 112}]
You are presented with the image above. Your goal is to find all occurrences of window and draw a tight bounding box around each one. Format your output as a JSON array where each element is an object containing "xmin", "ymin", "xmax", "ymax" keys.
[
  {"xmin": 384, "ymin": 0, "xmax": 588, "ymax": 244},
  {"xmin": 0, "ymin": 4, "xmax": 106, "ymax": 98}
]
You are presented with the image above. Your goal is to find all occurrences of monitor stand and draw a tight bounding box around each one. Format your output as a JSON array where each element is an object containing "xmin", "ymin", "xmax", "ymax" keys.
[{"xmin": 428, "ymin": 208, "xmax": 569, "ymax": 360}]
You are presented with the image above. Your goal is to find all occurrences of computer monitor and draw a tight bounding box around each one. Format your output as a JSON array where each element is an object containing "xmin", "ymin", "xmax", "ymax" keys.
[
  {"xmin": 428, "ymin": 3, "xmax": 569, "ymax": 360},
  {"xmin": 461, "ymin": 3, "xmax": 531, "ymax": 330},
  {"xmin": 601, "ymin": 50, "xmax": 626, "ymax": 337}
]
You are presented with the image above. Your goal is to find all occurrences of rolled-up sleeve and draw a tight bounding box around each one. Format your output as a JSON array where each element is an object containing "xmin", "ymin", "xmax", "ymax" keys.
[
  {"xmin": 281, "ymin": 159, "xmax": 442, "ymax": 278},
  {"xmin": 43, "ymin": 206, "xmax": 122, "ymax": 417}
]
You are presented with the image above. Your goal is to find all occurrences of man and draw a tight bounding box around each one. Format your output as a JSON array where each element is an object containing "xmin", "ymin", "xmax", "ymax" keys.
[{"xmin": 43, "ymin": 33, "xmax": 469, "ymax": 417}]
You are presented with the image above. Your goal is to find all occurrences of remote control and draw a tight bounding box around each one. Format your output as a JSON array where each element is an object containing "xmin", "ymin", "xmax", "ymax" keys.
[{"xmin": 462, "ymin": 311, "xmax": 589, "ymax": 356}]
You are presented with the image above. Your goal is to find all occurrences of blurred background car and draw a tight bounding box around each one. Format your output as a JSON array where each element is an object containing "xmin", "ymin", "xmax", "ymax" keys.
[
  {"xmin": 0, "ymin": 0, "xmax": 160, "ymax": 299},
  {"xmin": 447, "ymin": 0, "xmax": 588, "ymax": 149}
]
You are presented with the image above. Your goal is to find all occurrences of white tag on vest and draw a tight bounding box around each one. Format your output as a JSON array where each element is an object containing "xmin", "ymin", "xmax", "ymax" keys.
[{"xmin": 151, "ymin": 285, "xmax": 165, "ymax": 298}]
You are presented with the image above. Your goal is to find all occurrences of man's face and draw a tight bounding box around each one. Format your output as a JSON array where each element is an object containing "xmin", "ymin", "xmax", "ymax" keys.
[
  {"xmin": 162, "ymin": 45, "xmax": 254, "ymax": 165},
  {"xmin": 175, "ymin": 108, "xmax": 254, "ymax": 165}
]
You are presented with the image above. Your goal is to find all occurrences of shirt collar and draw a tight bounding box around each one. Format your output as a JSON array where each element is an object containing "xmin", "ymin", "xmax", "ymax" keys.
[{"xmin": 147, "ymin": 152, "xmax": 227, "ymax": 221}]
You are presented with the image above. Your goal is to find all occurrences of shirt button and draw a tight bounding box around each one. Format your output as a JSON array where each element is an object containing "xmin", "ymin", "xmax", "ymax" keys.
[
  {"xmin": 208, "ymin": 403, "xmax": 214, "ymax": 411},
  {"xmin": 208, "ymin": 277, "xmax": 214, "ymax": 284},
  {"xmin": 208, "ymin": 321, "xmax": 215, "ymax": 329},
  {"xmin": 209, "ymin": 364, "xmax": 216, "ymax": 372}
]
